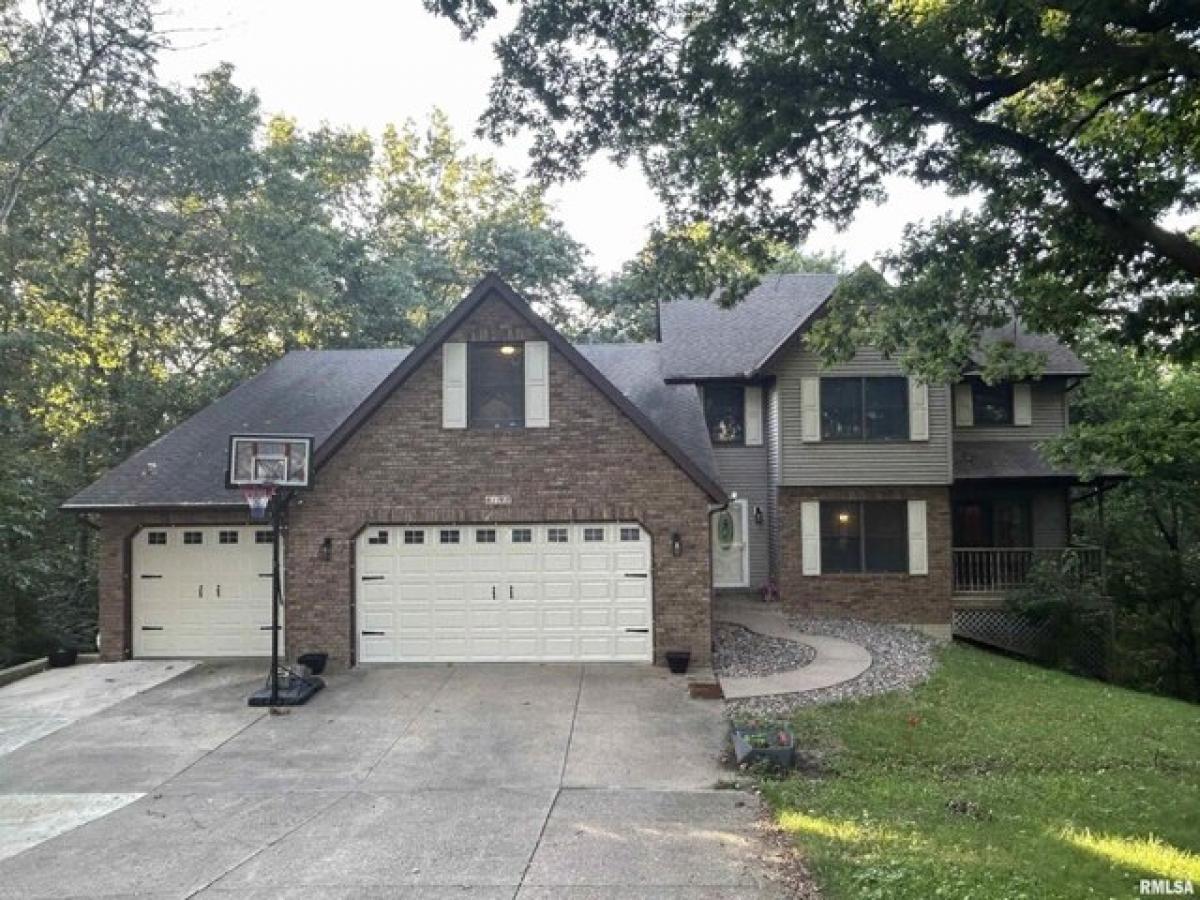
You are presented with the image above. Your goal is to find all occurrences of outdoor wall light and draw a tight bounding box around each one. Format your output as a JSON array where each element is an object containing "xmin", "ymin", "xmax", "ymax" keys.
[
  {"xmin": 754, "ymin": 505, "xmax": 764, "ymax": 525},
  {"xmin": 320, "ymin": 537, "xmax": 333, "ymax": 561},
  {"xmin": 499, "ymin": 344, "xmax": 518, "ymax": 355},
  {"xmin": 670, "ymin": 532, "xmax": 683, "ymax": 557}
]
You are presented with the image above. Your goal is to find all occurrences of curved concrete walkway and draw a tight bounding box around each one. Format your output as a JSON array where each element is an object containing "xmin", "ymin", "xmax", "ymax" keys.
[{"xmin": 715, "ymin": 600, "xmax": 872, "ymax": 699}]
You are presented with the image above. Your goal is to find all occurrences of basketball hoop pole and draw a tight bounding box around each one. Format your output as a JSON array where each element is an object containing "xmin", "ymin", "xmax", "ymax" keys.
[{"xmin": 269, "ymin": 487, "xmax": 288, "ymax": 706}]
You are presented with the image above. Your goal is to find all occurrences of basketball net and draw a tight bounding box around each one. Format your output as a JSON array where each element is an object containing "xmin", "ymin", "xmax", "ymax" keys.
[{"xmin": 241, "ymin": 483, "xmax": 277, "ymax": 521}]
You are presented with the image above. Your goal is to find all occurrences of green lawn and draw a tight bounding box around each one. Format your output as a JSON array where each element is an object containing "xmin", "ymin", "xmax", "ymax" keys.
[{"xmin": 760, "ymin": 644, "xmax": 1200, "ymax": 900}]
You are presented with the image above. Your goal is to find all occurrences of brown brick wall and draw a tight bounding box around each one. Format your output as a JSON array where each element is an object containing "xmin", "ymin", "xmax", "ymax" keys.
[
  {"xmin": 289, "ymin": 294, "xmax": 713, "ymax": 667},
  {"xmin": 96, "ymin": 509, "xmax": 249, "ymax": 661},
  {"xmin": 777, "ymin": 485, "xmax": 952, "ymax": 624},
  {"xmin": 95, "ymin": 292, "xmax": 715, "ymax": 667}
]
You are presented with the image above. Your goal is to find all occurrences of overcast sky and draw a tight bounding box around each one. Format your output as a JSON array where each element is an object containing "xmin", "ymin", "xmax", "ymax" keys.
[{"xmin": 157, "ymin": 0, "xmax": 968, "ymax": 275}]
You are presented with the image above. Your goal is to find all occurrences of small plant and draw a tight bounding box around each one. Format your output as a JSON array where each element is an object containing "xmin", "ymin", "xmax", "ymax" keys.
[{"xmin": 759, "ymin": 578, "xmax": 780, "ymax": 603}]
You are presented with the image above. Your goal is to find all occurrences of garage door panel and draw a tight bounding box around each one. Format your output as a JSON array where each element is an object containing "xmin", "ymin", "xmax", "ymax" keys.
[
  {"xmin": 355, "ymin": 522, "xmax": 652, "ymax": 663},
  {"xmin": 132, "ymin": 527, "xmax": 277, "ymax": 658}
]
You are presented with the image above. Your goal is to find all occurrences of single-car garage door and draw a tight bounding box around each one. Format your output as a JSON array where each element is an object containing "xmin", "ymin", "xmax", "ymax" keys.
[
  {"xmin": 356, "ymin": 522, "xmax": 653, "ymax": 662},
  {"xmin": 131, "ymin": 525, "xmax": 280, "ymax": 657}
]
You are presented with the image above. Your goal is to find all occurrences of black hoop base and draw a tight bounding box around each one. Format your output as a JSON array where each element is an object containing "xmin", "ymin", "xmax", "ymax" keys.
[{"xmin": 248, "ymin": 675, "xmax": 324, "ymax": 707}]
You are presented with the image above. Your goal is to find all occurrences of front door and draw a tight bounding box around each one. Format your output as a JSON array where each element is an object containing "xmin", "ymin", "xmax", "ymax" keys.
[{"xmin": 712, "ymin": 500, "xmax": 749, "ymax": 588}]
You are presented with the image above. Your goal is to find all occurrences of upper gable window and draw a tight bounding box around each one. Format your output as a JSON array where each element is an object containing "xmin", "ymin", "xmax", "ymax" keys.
[
  {"xmin": 821, "ymin": 377, "xmax": 907, "ymax": 441},
  {"xmin": 972, "ymin": 381, "xmax": 1014, "ymax": 426},
  {"xmin": 469, "ymin": 342, "xmax": 524, "ymax": 429},
  {"xmin": 703, "ymin": 384, "xmax": 744, "ymax": 445}
]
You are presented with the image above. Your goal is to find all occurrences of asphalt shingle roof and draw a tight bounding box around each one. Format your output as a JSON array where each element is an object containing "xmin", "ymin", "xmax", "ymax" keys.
[
  {"xmin": 954, "ymin": 441, "xmax": 1078, "ymax": 480},
  {"xmin": 65, "ymin": 342, "xmax": 719, "ymax": 509},
  {"xmin": 577, "ymin": 343, "xmax": 718, "ymax": 485},
  {"xmin": 63, "ymin": 349, "xmax": 412, "ymax": 509},
  {"xmin": 659, "ymin": 273, "xmax": 838, "ymax": 380},
  {"xmin": 973, "ymin": 322, "xmax": 1088, "ymax": 376}
]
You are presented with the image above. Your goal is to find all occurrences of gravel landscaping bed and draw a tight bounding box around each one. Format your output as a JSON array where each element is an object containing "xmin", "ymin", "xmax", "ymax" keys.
[
  {"xmin": 726, "ymin": 617, "xmax": 939, "ymax": 719},
  {"xmin": 714, "ymin": 623, "xmax": 816, "ymax": 678}
]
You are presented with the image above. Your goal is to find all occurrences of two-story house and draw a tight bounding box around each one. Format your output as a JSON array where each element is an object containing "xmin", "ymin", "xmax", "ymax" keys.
[
  {"xmin": 66, "ymin": 273, "xmax": 1101, "ymax": 668},
  {"xmin": 662, "ymin": 277, "xmax": 1100, "ymax": 637}
]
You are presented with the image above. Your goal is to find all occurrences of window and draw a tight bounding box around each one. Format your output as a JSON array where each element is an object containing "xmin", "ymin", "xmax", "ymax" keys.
[
  {"xmin": 547, "ymin": 527, "xmax": 568, "ymax": 543},
  {"xmin": 703, "ymin": 384, "xmax": 745, "ymax": 444},
  {"xmin": 147, "ymin": 531, "xmax": 167, "ymax": 545},
  {"xmin": 255, "ymin": 530, "xmax": 273, "ymax": 544},
  {"xmin": 953, "ymin": 498, "xmax": 1032, "ymax": 547},
  {"xmin": 403, "ymin": 529, "xmax": 424, "ymax": 545},
  {"xmin": 511, "ymin": 528, "xmax": 532, "ymax": 543},
  {"xmin": 971, "ymin": 381, "xmax": 1014, "ymax": 425},
  {"xmin": 469, "ymin": 342, "xmax": 524, "ymax": 429},
  {"xmin": 367, "ymin": 530, "xmax": 389, "ymax": 545},
  {"xmin": 440, "ymin": 529, "xmax": 460, "ymax": 544},
  {"xmin": 183, "ymin": 531, "xmax": 203, "ymax": 545},
  {"xmin": 821, "ymin": 377, "xmax": 908, "ymax": 441},
  {"xmin": 584, "ymin": 527, "xmax": 604, "ymax": 542},
  {"xmin": 218, "ymin": 530, "xmax": 239, "ymax": 545},
  {"xmin": 819, "ymin": 501, "xmax": 907, "ymax": 573},
  {"xmin": 475, "ymin": 528, "xmax": 496, "ymax": 544},
  {"xmin": 620, "ymin": 527, "xmax": 640, "ymax": 542}
]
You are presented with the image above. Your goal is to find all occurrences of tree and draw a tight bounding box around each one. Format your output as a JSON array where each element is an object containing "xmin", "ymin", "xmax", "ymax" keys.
[
  {"xmin": 425, "ymin": 0, "xmax": 1200, "ymax": 371},
  {"xmin": 1046, "ymin": 342, "xmax": 1200, "ymax": 699},
  {"xmin": 0, "ymin": 0, "xmax": 159, "ymax": 232}
]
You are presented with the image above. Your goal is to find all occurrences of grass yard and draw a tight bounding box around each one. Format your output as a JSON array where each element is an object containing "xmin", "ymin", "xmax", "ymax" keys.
[{"xmin": 761, "ymin": 644, "xmax": 1200, "ymax": 900}]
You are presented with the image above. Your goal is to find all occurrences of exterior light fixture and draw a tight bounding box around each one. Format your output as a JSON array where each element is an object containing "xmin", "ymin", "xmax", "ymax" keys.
[
  {"xmin": 837, "ymin": 511, "xmax": 851, "ymax": 525},
  {"xmin": 499, "ymin": 344, "xmax": 517, "ymax": 355},
  {"xmin": 754, "ymin": 506, "xmax": 764, "ymax": 525},
  {"xmin": 671, "ymin": 532, "xmax": 683, "ymax": 557},
  {"xmin": 321, "ymin": 537, "xmax": 333, "ymax": 561}
]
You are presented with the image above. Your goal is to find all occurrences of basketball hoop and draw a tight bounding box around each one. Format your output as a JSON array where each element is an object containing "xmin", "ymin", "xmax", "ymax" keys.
[{"xmin": 241, "ymin": 483, "xmax": 277, "ymax": 521}]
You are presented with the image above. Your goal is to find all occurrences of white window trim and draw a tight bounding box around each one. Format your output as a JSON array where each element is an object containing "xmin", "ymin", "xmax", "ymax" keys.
[{"xmin": 744, "ymin": 385, "xmax": 763, "ymax": 446}]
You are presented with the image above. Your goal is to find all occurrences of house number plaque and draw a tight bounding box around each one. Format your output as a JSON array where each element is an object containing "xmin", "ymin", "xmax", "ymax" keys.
[{"xmin": 484, "ymin": 494, "xmax": 512, "ymax": 506}]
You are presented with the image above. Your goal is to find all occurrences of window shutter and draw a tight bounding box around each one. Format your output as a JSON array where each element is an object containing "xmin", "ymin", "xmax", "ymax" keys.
[
  {"xmin": 1013, "ymin": 382, "xmax": 1032, "ymax": 426},
  {"xmin": 744, "ymin": 385, "xmax": 763, "ymax": 446},
  {"xmin": 524, "ymin": 340, "xmax": 549, "ymax": 428},
  {"xmin": 908, "ymin": 379, "xmax": 929, "ymax": 441},
  {"xmin": 801, "ymin": 501, "xmax": 821, "ymax": 576},
  {"xmin": 954, "ymin": 382, "xmax": 974, "ymax": 427},
  {"xmin": 907, "ymin": 499, "xmax": 928, "ymax": 575},
  {"xmin": 800, "ymin": 378, "xmax": 821, "ymax": 442},
  {"xmin": 442, "ymin": 342, "xmax": 467, "ymax": 429}
]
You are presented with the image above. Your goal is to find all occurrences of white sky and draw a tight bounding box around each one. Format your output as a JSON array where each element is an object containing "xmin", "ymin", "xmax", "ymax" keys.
[{"xmin": 156, "ymin": 0, "xmax": 968, "ymax": 275}]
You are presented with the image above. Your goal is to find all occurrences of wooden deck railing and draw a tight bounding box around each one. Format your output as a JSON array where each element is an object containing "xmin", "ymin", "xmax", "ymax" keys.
[{"xmin": 952, "ymin": 546, "xmax": 1104, "ymax": 594}]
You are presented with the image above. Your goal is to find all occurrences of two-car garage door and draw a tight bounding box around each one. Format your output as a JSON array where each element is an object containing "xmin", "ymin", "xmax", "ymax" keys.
[
  {"xmin": 131, "ymin": 525, "xmax": 278, "ymax": 657},
  {"xmin": 356, "ymin": 522, "xmax": 653, "ymax": 662}
]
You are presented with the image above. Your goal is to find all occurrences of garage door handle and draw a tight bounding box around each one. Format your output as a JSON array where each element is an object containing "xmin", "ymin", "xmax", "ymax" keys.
[
  {"xmin": 259, "ymin": 573, "xmax": 272, "ymax": 578},
  {"xmin": 139, "ymin": 574, "xmax": 162, "ymax": 580},
  {"xmin": 259, "ymin": 625, "xmax": 280, "ymax": 631},
  {"xmin": 198, "ymin": 585, "xmax": 203, "ymax": 598},
  {"xmin": 623, "ymin": 573, "xmax": 648, "ymax": 578},
  {"xmin": 141, "ymin": 626, "xmax": 164, "ymax": 631},
  {"xmin": 361, "ymin": 630, "xmax": 385, "ymax": 636},
  {"xmin": 624, "ymin": 627, "xmax": 649, "ymax": 633},
  {"xmin": 361, "ymin": 575, "xmax": 385, "ymax": 582}
]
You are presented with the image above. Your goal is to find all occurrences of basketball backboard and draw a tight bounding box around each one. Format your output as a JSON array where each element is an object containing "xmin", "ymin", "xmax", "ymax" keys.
[{"xmin": 227, "ymin": 435, "xmax": 313, "ymax": 488}]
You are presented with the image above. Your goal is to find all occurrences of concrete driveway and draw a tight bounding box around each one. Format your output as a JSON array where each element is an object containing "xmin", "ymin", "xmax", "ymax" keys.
[{"xmin": 0, "ymin": 661, "xmax": 788, "ymax": 898}]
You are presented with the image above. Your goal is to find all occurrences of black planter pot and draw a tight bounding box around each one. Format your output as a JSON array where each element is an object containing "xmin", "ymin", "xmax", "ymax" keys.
[
  {"xmin": 297, "ymin": 652, "xmax": 328, "ymax": 676},
  {"xmin": 665, "ymin": 650, "xmax": 691, "ymax": 674},
  {"xmin": 48, "ymin": 647, "xmax": 78, "ymax": 668}
]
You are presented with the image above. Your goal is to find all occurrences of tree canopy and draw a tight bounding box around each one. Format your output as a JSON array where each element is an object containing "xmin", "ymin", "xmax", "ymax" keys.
[{"xmin": 426, "ymin": 0, "xmax": 1200, "ymax": 375}]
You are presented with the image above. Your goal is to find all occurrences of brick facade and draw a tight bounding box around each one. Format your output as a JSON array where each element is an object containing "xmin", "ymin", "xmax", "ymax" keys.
[
  {"xmin": 97, "ymin": 292, "xmax": 715, "ymax": 667},
  {"xmin": 776, "ymin": 485, "xmax": 953, "ymax": 624}
]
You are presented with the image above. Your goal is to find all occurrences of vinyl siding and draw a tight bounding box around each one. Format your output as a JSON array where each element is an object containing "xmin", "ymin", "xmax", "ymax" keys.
[
  {"xmin": 709, "ymin": 386, "xmax": 771, "ymax": 586},
  {"xmin": 774, "ymin": 345, "xmax": 953, "ymax": 486},
  {"xmin": 953, "ymin": 379, "xmax": 1069, "ymax": 442}
]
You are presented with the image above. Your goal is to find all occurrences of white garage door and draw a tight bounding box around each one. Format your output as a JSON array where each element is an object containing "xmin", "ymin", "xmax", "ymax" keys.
[
  {"xmin": 356, "ymin": 522, "xmax": 653, "ymax": 662},
  {"xmin": 131, "ymin": 526, "xmax": 281, "ymax": 657}
]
